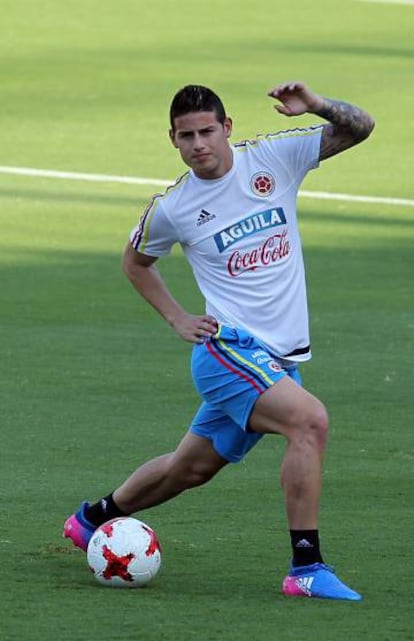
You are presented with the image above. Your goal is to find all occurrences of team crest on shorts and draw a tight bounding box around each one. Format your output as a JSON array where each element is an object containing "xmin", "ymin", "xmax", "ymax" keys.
[
  {"xmin": 251, "ymin": 172, "xmax": 276, "ymax": 197},
  {"xmin": 268, "ymin": 360, "xmax": 282, "ymax": 373}
]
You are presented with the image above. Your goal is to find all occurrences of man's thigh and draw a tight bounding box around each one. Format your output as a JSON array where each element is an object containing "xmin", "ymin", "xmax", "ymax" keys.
[
  {"xmin": 190, "ymin": 403, "xmax": 264, "ymax": 463},
  {"xmin": 249, "ymin": 375, "xmax": 326, "ymax": 436},
  {"xmin": 191, "ymin": 325, "xmax": 287, "ymax": 430}
]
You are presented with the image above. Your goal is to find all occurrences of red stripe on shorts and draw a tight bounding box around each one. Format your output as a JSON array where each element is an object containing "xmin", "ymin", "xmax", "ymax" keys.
[{"xmin": 206, "ymin": 340, "xmax": 266, "ymax": 394}]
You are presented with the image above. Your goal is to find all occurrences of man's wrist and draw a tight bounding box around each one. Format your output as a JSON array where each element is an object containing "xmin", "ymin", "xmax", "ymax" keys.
[
  {"xmin": 167, "ymin": 307, "xmax": 186, "ymax": 329},
  {"xmin": 308, "ymin": 95, "xmax": 329, "ymax": 116}
]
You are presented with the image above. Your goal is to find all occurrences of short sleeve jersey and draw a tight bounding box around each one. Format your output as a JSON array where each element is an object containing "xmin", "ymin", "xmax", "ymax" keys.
[{"xmin": 130, "ymin": 125, "xmax": 323, "ymax": 361}]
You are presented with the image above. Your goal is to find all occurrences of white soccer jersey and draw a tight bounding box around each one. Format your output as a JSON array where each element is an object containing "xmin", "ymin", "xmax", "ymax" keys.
[{"xmin": 130, "ymin": 125, "xmax": 323, "ymax": 361}]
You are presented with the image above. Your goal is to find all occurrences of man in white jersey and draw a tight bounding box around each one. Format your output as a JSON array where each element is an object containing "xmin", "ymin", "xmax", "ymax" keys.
[{"xmin": 64, "ymin": 81, "xmax": 374, "ymax": 600}]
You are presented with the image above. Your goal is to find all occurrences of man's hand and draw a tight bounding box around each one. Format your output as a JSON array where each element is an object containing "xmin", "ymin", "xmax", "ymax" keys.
[
  {"xmin": 268, "ymin": 81, "xmax": 324, "ymax": 116},
  {"xmin": 171, "ymin": 311, "xmax": 218, "ymax": 344}
]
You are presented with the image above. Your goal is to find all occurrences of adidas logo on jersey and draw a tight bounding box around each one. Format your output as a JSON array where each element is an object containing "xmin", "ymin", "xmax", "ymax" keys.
[{"xmin": 196, "ymin": 209, "xmax": 216, "ymax": 226}]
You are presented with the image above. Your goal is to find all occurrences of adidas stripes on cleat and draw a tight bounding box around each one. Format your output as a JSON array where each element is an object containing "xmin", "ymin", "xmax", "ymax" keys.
[{"xmin": 282, "ymin": 563, "xmax": 362, "ymax": 601}]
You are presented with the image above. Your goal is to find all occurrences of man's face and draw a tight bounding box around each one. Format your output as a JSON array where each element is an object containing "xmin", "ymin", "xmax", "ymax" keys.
[{"xmin": 170, "ymin": 111, "xmax": 233, "ymax": 179}]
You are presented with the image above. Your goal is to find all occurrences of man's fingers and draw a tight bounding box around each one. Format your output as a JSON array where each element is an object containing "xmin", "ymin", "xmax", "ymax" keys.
[
  {"xmin": 197, "ymin": 326, "xmax": 216, "ymax": 337},
  {"xmin": 275, "ymin": 104, "xmax": 292, "ymax": 116},
  {"xmin": 201, "ymin": 316, "xmax": 218, "ymax": 331},
  {"xmin": 268, "ymin": 81, "xmax": 305, "ymax": 98}
]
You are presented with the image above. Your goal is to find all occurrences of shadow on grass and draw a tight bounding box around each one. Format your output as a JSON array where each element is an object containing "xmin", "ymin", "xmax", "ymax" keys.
[
  {"xmin": 1, "ymin": 185, "xmax": 412, "ymax": 227},
  {"xmin": 0, "ymin": 240, "xmax": 410, "ymax": 324}
]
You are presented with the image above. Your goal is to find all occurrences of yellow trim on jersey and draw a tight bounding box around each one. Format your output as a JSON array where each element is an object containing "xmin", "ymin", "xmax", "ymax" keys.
[
  {"xmin": 263, "ymin": 126, "xmax": 323, "ymax": 141},
  {"xmin": 164, "ymin": 171, "xmax": 191, "ymax": 195},
  {"xmin": 136, "ymin": 172, "xmax": 190, "ymax": 252},
  {"xmin": 233, "ymin": 125, "xmax": 323, "ymax": 152},
  {"xmin": 138, "ymin": 200, "xmax": 160, "ymax": 252}
]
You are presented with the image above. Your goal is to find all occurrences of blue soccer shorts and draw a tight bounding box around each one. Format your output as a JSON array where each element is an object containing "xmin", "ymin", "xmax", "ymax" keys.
[{"xmin": 189, "ymin": 325, "xmax": 302, "ymax": 463}]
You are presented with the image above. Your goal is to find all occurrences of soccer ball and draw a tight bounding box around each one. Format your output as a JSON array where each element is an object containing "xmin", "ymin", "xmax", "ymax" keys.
[{"xmin": 86, "ymin": 517, "xmax": 162, "ymax": 588}]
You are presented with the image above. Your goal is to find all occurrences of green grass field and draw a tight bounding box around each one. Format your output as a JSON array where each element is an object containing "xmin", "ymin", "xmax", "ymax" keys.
[{"xmin": 1, "ymin": 1, "xmax": 413, "ymax": 640}]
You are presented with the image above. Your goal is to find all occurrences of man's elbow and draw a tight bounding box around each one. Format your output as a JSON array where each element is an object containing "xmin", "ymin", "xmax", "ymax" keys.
[
  {"xmin": 361, "ymin": 114, "xmax": 375, "ymax": 141},
  {"xmin": 122, "ymin": 243, "xmax": 134, "ymax": 280},
  {"xmin": 122, "ymin": 243, "xmax": 155, "ymax": 283}
]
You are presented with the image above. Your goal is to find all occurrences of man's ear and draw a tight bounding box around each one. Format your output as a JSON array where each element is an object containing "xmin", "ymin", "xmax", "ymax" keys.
[
  {"xmin": 224, "ymin": 117, "xmax": 233, "ymax": 139},
  {"xmin": 169, "ymin": 128, "xmax": 178, "ymax": 148}
]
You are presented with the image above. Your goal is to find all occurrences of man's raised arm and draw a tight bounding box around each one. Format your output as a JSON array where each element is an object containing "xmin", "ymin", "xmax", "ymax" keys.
[{"xmin": 268, "ymin": 81, "xmax": 375, "ymax": 160}]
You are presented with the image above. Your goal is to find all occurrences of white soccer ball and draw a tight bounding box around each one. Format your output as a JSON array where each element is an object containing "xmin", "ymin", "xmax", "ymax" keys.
[{"xmin": 86, "ymin": 517, "xmax": 162, "ymax": 588}]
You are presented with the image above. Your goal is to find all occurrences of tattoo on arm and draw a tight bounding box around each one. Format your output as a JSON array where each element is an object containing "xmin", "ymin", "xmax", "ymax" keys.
[{"xmin": 317, "ymin": 99, "xmax": 375, "ymax": 160}]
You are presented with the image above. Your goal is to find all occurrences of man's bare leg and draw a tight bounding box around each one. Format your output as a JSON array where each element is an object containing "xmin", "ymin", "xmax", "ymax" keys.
[
  {"xmin": 113, "ymin": 432, "xmax": 228, "ymax": 513},
  {"xmin": 63, "ymin": 432, "xmax": 227, "ymax": 550},
  {"xmin": 249, "ymin": 375, "xmax": 361, "ymax": 599},
  {"xmin": 249, "ymin": 375, "xmax": 328, "ymax": 530}
]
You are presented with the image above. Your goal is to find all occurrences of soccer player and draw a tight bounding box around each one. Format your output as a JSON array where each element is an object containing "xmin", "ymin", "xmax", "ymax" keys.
[{"xmin": 64, "ymin": 81, "xmax": 374, "ymax": 600}]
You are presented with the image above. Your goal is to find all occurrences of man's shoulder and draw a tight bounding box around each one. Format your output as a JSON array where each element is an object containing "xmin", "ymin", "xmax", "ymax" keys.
[
  {"xmin": 149, "ymin": 170, "xmax": 192, "ymax": 211},
  {"xmin": 233, "ymin": 126, "xmax": 323, "ymax": 174},
  {"xmin": 236, "ymin": 125, "xmax": 322, "ymax": 147}
]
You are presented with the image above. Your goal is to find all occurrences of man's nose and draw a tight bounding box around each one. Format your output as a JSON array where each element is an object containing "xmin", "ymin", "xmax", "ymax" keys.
[{"xmin": 193, "ymin": 134, "xmax": 204, "ymax": 150}]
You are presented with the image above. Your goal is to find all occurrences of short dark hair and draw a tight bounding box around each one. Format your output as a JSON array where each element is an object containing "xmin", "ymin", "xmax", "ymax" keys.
[{"xmin": 169, "ymin": 85, "xmax": 226, "ymax": 130}]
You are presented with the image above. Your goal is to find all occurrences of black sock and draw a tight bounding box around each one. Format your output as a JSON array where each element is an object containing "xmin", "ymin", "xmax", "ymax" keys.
[
  {"xmin": 84, "ymin": 493, "xmax": 128, "ymax": 527},
  {"xmin": 290, "ymin": 529, "xmax": 324, "ymax": 567}
]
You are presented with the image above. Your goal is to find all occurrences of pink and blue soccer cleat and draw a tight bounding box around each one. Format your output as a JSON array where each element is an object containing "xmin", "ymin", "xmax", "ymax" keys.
[
  {"xmin": 63, "ymin": 501, "xmax": 96, "ymax": 552},
  {"xmin": 282, "ymin": 563, "xmax": 362, "ymax": 601}
]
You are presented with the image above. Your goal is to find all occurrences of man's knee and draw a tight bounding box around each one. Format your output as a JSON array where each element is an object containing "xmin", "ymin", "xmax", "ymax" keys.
[
  {"xmin": 306, "ymin": 400, "xmax": 329, "ymax": 450},
  {"xmin": 168, "ymin": 463, "xmax": 217, "ymax": 490},
  {"xmin": 255, "ymin": 401, "xmax": 329, "ymax": 455},
  {"xmin": 251, "ymin": 378, "xmax": 329, "ymax": 449},
  {"xmin": 283, "ymin": 398, "xmax": 329, "ymax": 457}
]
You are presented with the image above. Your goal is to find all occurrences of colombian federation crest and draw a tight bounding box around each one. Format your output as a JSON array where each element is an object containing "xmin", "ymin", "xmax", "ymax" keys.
[
  {"xmin": 268, "ymin": 360, "xmax": 282, "ymax": 373},
  {"xmin": 251, "ymin": 171, "xmax": 276, "ymax": 197}
]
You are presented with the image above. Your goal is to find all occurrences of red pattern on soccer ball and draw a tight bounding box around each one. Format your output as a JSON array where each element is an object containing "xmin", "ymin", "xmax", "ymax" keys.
[
  {"xmin": 102, "ymin": 545, "xmax": 135, "ymax": 582},
  {"xmin": 143, "ymin": 525, "xmax": 162, "ymax": 556},
  {"xmin": 101, "ymin": 522, "xmax": 115, "ymax": 537}
]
